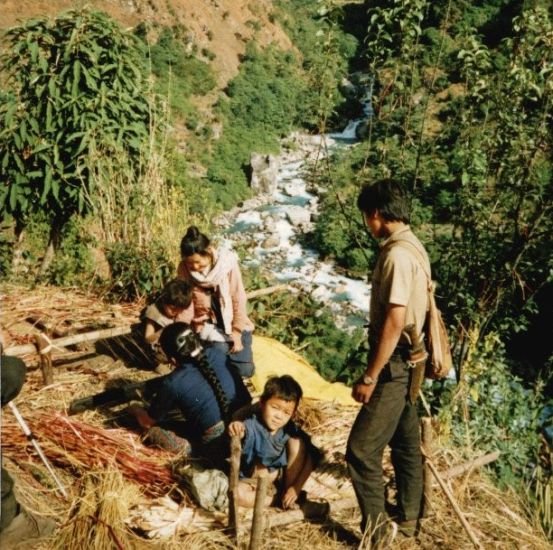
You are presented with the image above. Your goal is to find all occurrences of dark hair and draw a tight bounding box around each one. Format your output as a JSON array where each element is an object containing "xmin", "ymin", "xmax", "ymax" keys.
[
  {"xmin": 157, "ymin": 279, "xmax": 192, "ymax": 309},
  {"xmin": 261, "ymin": 375, "xmax": 303, "ymax": 407},
  {"xmin": 180, "ymin": 226, "xmax": 211, "ymax": 258},
  {"xmin": 357, "ymin": 179, "xmax": 410, "ymax": 223},
  {"xmin": 159, "ymin": 322, "xmax": 230, "ymax": 421}
]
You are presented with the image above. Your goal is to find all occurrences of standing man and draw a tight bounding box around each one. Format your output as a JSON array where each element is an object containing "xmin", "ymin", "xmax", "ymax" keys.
[{"xmin": 346, "ymin": 179, "xmax": 429, "ymax": 546}]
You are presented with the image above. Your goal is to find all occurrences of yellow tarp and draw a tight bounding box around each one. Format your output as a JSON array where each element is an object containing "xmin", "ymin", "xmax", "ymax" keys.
[{"xmin": 251, "ymin": 335, "xmax": 356, "ymax": 406}]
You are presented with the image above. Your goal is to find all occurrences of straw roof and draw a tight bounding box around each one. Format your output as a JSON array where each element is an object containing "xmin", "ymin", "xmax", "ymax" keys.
[{"xmin": 1, "ymin": 284, "xmax": 550, "ymax": 549}]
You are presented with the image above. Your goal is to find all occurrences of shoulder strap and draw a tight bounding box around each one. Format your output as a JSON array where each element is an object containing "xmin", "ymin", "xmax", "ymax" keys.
[{"xmin": 386, "ymin": 238, "xmax": 432, "ymax": 291}]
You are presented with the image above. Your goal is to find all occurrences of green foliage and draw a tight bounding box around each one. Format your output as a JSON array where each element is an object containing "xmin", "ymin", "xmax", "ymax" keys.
[
  {"xmin": 274, "ymin": 0, "xmax": 360, "ymax": 130},
  {"xmin": 207, "ymin": 43, "xmax": 308, "ymax": 207},
  {"xmin": 245, "ymin": 270, "xmax": 367, "ymax": 385},
  {"xmin": 0, "ymin": 10, "xmax": 150, "ymax": 232},
  {"xmin": 0, "ymin": 227, "xmax": 14, "ymax": 279},
  {"xmin": 434, "ymin": 334, "xmax": 549, "ymax": 489},
  {"xmin": 105, "ymin": 242, "xmax": 174, "ymax": 302},
  {"xmin": 313, "ymin": 2, "xmax": 553, "ymax": 354},
  {"xmin": 46, "ymin": 218, "xmax": 95, "ymax": 286},
  {"xmin": 144, "ymin": 27, "xmax": 216, "ymax": 119}
]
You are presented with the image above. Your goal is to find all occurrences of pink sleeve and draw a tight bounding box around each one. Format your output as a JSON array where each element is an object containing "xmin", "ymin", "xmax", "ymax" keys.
[{"xmin": 228, "ymin": 260, "xmax": 254, "ymax": 333}]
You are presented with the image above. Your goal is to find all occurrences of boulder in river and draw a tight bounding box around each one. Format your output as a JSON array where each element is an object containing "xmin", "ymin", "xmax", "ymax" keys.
[
  {"xmin": 286, "ymin": 206, "xmax": 311, "ymax": 227},
  {"xmin": 250, "ymin": 153, "xmax": 279, "ymax": 194}
]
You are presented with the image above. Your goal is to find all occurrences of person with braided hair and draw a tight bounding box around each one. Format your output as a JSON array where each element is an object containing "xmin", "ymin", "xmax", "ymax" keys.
[{"xmin": 128, "ymin": 322, "xmax": 251, "ymax": 460}]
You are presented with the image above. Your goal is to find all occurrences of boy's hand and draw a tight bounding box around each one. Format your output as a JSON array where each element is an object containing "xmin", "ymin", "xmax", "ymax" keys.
[
  {"xmin": 281, "ymin": 486, "xmax": 300, "ymax": 509},
  {"xmin": 230, "ymin": 331, "xmax": 243, "ymax": 353},
  {"xmin": 228, "ymin": 421, "xmax": 245, "ymax": 438}
]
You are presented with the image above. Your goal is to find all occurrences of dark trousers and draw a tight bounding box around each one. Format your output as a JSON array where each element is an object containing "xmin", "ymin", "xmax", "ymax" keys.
[
  {"xmin": 1, "ymin": 355, "xmax": 27, "ymax": 531},
  {"xmin": 346, "ymin": 355, "xmax": 423, "ymax": 542},
  {"xmin": 209, "ymin": 330, "xmax": 255, "ymax": 378}
]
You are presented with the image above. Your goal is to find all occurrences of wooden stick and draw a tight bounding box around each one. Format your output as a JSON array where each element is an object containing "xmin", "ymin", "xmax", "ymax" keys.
[
  {"xmin": 27, "ymin": 316, "xmax": 71, "ymax": 338},
  {"xmin": 426, "ymin": 456, "xmax": 484, "ymax": 549},
  {"xmin": 440, "ymin": 451, "xmax": 500, "ymax": 482},
  {"xmin": 246, "ymin": 284, "xmax": 290, "ymax": 299},
  {"xmin": 34, "ymin": 333, "xmax": 53, "ymax": 386},
  {"xmin": 237, "ymin": 497, "xmax": 357, "ymax": 534},
  {"xmin": 421, "ymin": 417, "xmax": 433, "ymax": 517},
  {"xmin": 227, "ymin": 435, "xmax": 242, "ymax": 543},
  {"xmin": 249, "ymin": 475, "xmax": 271, "ymax": 550},
  {"xmin": 4, "ymin": 325, "xmax": 132, "ymax": 356},
  {"xmin": 229, "ymin": 452, "xmax": 499, "ymax": 535}
]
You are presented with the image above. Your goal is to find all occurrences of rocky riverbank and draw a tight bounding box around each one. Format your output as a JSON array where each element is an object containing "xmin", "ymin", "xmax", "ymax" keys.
[{"xmin": 214, "ymin": 131, "xmax": 370, "ymax": 330}]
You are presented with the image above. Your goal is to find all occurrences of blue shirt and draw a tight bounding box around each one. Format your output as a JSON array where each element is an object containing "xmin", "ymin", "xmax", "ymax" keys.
[
  {"xmin": 148, "ymin": 345, "xmax": 251, "ymax": 434},
  {"xmin": 240, "ymin": 414, "xmax": 305, "ymax": 478}
]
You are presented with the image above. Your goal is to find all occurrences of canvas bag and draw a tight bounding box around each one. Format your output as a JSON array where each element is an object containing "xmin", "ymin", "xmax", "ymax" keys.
[{"xmin": 392, "ymin": 240, "xmax": 453, "ymax": 379}]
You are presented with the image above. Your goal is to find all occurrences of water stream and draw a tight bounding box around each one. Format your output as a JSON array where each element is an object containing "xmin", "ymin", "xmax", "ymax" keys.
[{"xmin": 216, "ymin": 128, "xmax": 371, "ymax": 330}]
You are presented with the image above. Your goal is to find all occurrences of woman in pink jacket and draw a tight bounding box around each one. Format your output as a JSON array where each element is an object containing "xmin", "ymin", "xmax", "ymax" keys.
[{"xmin": 177, "ymin": 226, "xmax": 255, "ymax": 378}]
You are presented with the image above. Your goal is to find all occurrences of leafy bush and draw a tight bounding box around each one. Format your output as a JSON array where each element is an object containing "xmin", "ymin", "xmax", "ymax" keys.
[
  {"xmin": 46, "ymin": 218, "xmax": 95, "ymax": 286},
  {"xmin": 207, "ymin": 43, "xmax": 308, "ymax": 207},
  {"xmin": 105, "ymin": 243, "xmax": 174, "ymax": 302},
  {"xmin": 0, "ymin": 9, "xmax": 151, "ymax": 271},
  {"xmin": 433, "ymin": 333, "xmax": 549, "ymax": 490},
  {"xmin": 143, "ymin": 27, "xmax": 216, "ymax": 120}
]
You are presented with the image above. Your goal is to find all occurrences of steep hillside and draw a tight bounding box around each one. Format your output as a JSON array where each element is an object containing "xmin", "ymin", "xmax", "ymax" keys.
[{"xmin": 0, "ymin": 0, "xmax": 292, "ymax": 86}]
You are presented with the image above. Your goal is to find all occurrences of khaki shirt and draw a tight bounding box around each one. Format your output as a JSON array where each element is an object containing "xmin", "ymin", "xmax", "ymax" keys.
[{"xmin": 369, "ymin": 226, "xmax": 430, "ymax": 347}]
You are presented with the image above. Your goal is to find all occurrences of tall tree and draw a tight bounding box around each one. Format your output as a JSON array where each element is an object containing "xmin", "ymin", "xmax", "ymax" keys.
[{"xmin": 0, "ymin": 10, "xmax": 150, "ymax": 273}]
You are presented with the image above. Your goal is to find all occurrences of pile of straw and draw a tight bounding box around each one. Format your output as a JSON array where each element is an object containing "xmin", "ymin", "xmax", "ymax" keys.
[
  {"xmin": 54, "ymin": 469, "xmax": 143, "ymax": 550},
  {"xmin": 2, "ymin": 411, "xmax": 175, "ymax": 497}
]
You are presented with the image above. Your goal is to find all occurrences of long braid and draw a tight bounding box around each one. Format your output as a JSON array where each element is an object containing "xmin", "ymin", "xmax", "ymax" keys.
[
  {"xmin": 159, "ymin": 322, "xmax": 230, "ymax": 423},
  {"xmin": 193, "ymin": 350, "xmax": 230, "ymax": 423}
]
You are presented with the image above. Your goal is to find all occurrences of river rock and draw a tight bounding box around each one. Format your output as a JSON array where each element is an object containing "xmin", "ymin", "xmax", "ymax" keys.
[
  {"xmin": 263, "ymin": 217, "xmax": 277, "ymax": 233},
  {"xmin": 340, "ymin": 77, "xmax": 357, "ymax": 98},
  {"xmin": 250, "ymin": 153, "xmax": 279, "ymax": 194},
  {"xmin": 286, "ymin": 206, "xmax": 311, "ymax": 227},
  {"xmin": 262, "ymin": 234, "xmax": 280, "ymax": 249}
]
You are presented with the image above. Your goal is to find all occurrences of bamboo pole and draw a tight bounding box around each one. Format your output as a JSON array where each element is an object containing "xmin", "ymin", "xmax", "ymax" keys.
[
  {"xmin": 440, "ymin": 451, "xmax": 500, "ymax": 482},
  {"xmin": 426, "ymin": 456, "xmax": 484, "ymax": 549},
  {"xmin": 421, "ymin": 417, "xmax": 433, "ymax": 517},
  {"xmin": 231, "ymin": 453, "xmax": 500, "ymax": 533},
  {"xmin": 249, "ymin": 475, "xmax": 271, "ymax": 550},
  {"xmin": 4, "ymin": 325, "xmax": 133, "ymax": 356},
  {"xmin": 227, "ymin": 435, "xmax": 242, "ymax": 544},
  {"xmin": 34, "ymin": 332, "xmax": 54, "ymax": 386},
  {"xmin": 246, "ymin": 284, "xmax": 290, "ymax": 299},
  {"xmin": 237, "ymin": 497, "xmax": 357, "ymax": 534},
  {"xmin": 5, "ymin": 285, "xmax": 286, "ymax": 358}
]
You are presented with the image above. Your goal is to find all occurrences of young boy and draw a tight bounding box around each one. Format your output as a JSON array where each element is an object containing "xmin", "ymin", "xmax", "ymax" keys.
[
  {"xmin": 142, "ymin": 279, "xmax": 193, "ymax": 345},
  {"xmin": 228, "ymin": 375, "xmax": 321, "ymax": 509}
]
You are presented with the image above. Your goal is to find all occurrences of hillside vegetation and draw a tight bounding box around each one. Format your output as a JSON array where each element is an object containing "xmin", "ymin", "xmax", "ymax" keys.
[{"xmin": 0, "ymin": 0, "xmax": 551, "ymax": 543}]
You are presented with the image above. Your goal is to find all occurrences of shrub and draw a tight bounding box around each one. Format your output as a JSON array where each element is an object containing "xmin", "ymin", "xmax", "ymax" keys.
[
  {"xmin": 105, "ymin": 243, "xmax": 174, "ymax": 302},
  {"xmin": 144, "ymin": 27, "xmax": 216, "ymax": 119},
  {"xmin": 0, "ymin": 9, "xmax": 151, "ymax": 273},
  {"xmin": 207, "ymin": 43, "xmax": 308, "ymax": 207},
  {"xmin": 433, "ymin": 333, "xmax": 549, "ymax": 489},
  {"xmin": 46, "ymin": 218, "xmax": 95, "ymax": 286}
]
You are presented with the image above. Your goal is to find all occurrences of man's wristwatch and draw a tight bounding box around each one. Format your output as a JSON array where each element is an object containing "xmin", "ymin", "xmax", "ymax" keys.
[{"xmin": 361, "ymin": 373, "xmax": 377, "ymax": 386}]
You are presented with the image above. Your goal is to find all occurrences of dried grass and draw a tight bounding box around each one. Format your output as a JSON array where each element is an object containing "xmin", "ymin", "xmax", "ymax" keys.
[
  {"xmin": 1, "ymin": 284, "xmax": 551, "ymax": 549},
  {"xmin": 53, "ymin": 469, "xmax": 144, "ymax": 550},
  {"xmin": 2, "ymin": 412, "xmax": 176, "ymax": 497}
]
